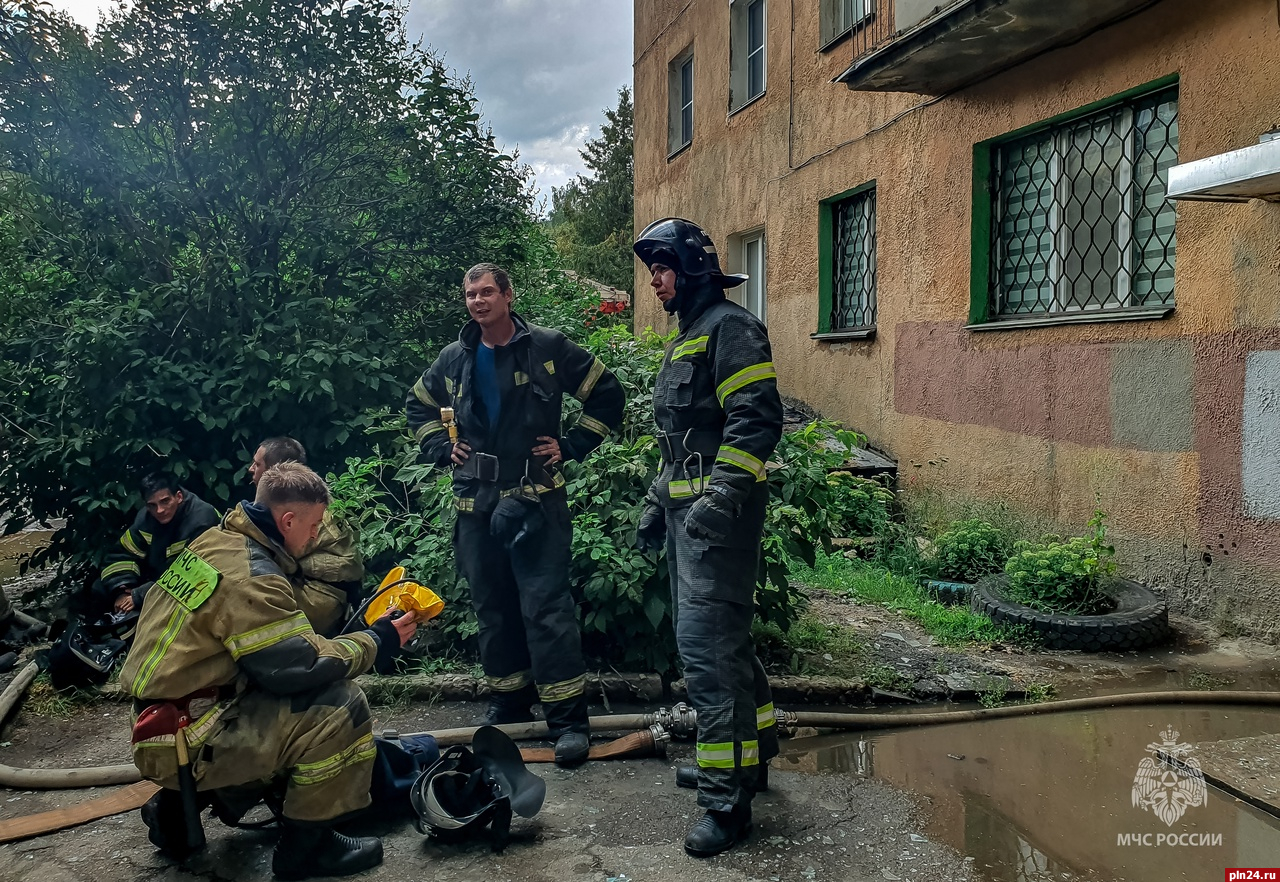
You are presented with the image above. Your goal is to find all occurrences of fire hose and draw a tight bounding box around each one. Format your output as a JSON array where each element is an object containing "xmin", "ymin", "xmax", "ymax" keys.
[{"xmin": 6, "ymin": 658, "xmax": 1280, "ymax": 789}]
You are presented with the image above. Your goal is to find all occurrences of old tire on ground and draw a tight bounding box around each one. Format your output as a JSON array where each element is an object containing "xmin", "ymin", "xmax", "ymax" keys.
[{"xmin": 971, "ymin": 575, "xmax": 1172, "ymax": 652}]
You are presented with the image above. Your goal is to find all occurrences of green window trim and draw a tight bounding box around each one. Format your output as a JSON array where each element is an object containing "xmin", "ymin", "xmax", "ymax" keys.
[
  {"xmin": 970, "ymin": 73, "xmax": 1180, "ymax": 328},
  {"xmin": 817, "ymin": 180, "xmax": 877, "ymax": 337}
]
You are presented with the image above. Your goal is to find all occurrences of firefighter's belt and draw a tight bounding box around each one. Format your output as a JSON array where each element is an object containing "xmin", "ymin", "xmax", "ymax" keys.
[
  {"xmin": 131, "ymin": 685, "xmax": 233, "ymax": 738},
  {"xmin": 455, "ymin": 452, "xmax": 544, "ymax": 484},
  {"xmin": 656, "ymin": 430, "xmax": 721, "ymax": 464}
]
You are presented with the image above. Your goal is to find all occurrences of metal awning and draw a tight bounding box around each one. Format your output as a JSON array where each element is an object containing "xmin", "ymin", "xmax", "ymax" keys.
[{"xmin": 1166, "ymin": 136, "xmax": 1280, "ymax": 203}]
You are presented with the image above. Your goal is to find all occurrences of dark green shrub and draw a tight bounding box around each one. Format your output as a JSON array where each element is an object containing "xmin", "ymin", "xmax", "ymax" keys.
[
  {"xmin": 933, "ymin": 519, "xmax": 1012, "ymax": 583},
  {"xmin": 1003, "ymin": 511, "xmax": 1117, "ymax": 615},
  {"xmin": 329, "ymin": 332, "xmax": 878, "ymax": 672}
]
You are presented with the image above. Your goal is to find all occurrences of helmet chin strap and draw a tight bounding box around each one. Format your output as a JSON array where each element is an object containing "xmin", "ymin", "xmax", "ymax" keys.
[{"xmin": 668, "ymin": 272, "xmax": 722, "ymax": 317}]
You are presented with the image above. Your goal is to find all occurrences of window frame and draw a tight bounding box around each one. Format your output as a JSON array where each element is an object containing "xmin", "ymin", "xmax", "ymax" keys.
[
  {"xmin": 815, "ymin": 182, "xmax": 877, "ymax": 341},
  {"xmin": 820, "ymin": 0, "xmax": 874, "ymax": 52},
  {"xmin": 729, "ymin": 0, "xmax": 767, "ymax": 114},
  {"xmin": 969, "ymin": 75, "xmax": 1180, "ymax": 330},
  {"xmin": 667, "ymin": 47, "xmax": 694, "ymax": 159},
  {"xmin": 729, "ymin": 228, "xmax": 767, "ymax": 322}
]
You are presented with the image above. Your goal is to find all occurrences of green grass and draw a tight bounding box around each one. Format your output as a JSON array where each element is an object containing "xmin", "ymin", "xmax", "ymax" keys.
[
  {"xmin": 753, "ymin": 614, "xmax": 867, "ymax": 678},
  {"xmin": 22, "ymin": 674, "xmax": 101, "ymax": 719},
  {"xmin": 791, "ymin": 551, "xmax": 1037, "ymax": 649}
]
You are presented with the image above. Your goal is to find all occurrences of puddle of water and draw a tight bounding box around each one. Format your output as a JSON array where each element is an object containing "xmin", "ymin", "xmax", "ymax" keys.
[
  {"xmin": 782, "ymin": 705, "xmax": 1280, "ymax": 882},
  {"xmin": 0, "ymin": 530, "xmax": 52, "ymax": 582}
]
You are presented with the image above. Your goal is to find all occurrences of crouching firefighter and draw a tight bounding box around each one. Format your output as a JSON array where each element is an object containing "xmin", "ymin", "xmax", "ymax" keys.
[
  {"xmin": 119, "ymin": 462, "xmax": 419, "ymax": 880},
  {"xmin": 632, "ymin": 218, "xmax": 783, "ymax": 857},
  {"xmin": 405, "ymin": 262, "xmax": 624, "ymax": 766}
]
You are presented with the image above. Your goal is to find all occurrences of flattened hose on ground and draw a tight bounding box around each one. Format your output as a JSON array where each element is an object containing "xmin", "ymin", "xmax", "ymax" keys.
[{"xmin": 5, "ymin": 655, "xmax": 1280, "ymax": 790}]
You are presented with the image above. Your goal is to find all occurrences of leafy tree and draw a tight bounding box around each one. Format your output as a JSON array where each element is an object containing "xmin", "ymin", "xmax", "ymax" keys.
[
  {"xmin": 0, "ymin": 0, "xmax": 532, "ymax": 584},
  {"xmin": 549, "ymin": 86, "xmax": 634, "ymax": 293}
]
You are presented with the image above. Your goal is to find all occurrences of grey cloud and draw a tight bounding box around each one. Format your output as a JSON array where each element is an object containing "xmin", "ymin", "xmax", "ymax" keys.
[{"xmin": 407, "ymin": 0, "xmax": 633, "ymax": 197}]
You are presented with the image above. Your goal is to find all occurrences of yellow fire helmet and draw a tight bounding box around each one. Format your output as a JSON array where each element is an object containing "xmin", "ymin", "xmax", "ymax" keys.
[{"xmin": 363, "ymin": 566, "xmax": 445, "ymax": 626}]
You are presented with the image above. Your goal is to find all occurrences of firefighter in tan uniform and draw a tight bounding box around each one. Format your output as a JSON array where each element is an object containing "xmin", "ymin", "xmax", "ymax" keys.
[
  {"xmin": 247, "ymin": 436, "xmax": 364, "ymax": 635},
  {"xmin": 120, "ymin": 462, "xmax": 417, "ymax": 880}
]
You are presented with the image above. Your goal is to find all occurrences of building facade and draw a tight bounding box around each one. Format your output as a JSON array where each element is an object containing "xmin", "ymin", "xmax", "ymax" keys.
[{"xmin": 633, "ymin": 0, "xmax": 1280, "ymax": 637}]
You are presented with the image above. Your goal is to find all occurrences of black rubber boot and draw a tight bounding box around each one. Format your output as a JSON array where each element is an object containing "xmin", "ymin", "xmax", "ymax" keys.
[
  {"xmin": 553, "ymin": 732, "xmax": 589, "ymax": 767},
  {"xmin": 675, "ymin": 762, "xmax": 769, "ymax": 792},
  {"xmin": 140, "ymin": 788, "xmax": 206, "ymax": 861},
  {"xmin": 271, "ymin": 822, "xmax": 383, "ymax": 881},
  {"xmin": 482, "ymin": 684, "xmax": 538, "ymax": 726},
  {"xmin": 684, "ymin": 804, "xmax": 753, "ymax": 857}
]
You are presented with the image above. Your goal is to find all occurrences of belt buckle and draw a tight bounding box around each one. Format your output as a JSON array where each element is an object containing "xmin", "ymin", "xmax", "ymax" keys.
[{"xmin": 474, "ymin": 452, "xmax": 500, "ymax": 481}]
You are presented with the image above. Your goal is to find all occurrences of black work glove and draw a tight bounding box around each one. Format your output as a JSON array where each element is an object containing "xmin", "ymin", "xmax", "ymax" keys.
[
  {"xmin": 370, "ymin": 616, "xmax": 403, "ymax": 674},
  {"xmin": 490, "ymin": 495, "xmax": 542, "ymax": 549},
  {"xmin": 684, "ymin": 487, "xmax": 739, "ymax": 543},
  {"xmin": 635, "ymin": 498, "xmax": 666, "ymax": 553}
]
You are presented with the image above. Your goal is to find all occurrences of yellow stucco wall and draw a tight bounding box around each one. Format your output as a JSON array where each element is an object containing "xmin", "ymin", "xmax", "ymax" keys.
[{"xmin": 634, "ymin": 0, "xmax": 1280, "ymax": 637}]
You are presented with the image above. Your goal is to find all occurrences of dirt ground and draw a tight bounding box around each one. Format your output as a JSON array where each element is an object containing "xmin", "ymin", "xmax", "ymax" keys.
[
  {"xmin": 0, "ymin": 694, "xmax": 981, "ymax": 882},
  {"xmin": 5, "ymin": 584, "xmax": 1280, "ymax": 881},
  {"xmin": 807, "ymin": 587, "xmax": 1280, "ymax": 701}
]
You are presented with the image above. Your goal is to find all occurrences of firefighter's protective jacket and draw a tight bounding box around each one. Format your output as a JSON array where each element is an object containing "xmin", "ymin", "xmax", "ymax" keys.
[
  {"xmin": 120, "ymin": 504, "xmax": 379, "ymax": 702},
  {"xmin": 405, "ymin": 312, "xmax": 624, "ymax": 512},
  {"xmin": 99, "ymin": 490, "xmax": 219, "ymax": 597},
  {"xmin": 650, "ymin": 300, "xmax": 782, "ymax": 518}
]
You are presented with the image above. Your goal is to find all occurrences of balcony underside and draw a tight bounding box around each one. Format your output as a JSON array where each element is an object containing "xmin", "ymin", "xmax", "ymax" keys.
[{"xmin": 837, "ymin": 0, "xmax": 1163, "ymax": 94}]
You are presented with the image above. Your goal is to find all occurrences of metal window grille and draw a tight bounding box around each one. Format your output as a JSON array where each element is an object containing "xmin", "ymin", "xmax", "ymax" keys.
[
  {"xmin": 830, "ymin": 187, "xmax": 877, "ymax": 331},
  {"xmin": 989, "ymin": 85, "xmax": 1179, "ymax": 319}
]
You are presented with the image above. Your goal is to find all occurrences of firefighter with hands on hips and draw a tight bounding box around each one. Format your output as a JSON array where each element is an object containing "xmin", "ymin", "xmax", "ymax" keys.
[
  {"xmin": 405, "ymin": 262, "xmax": 624, "ymax": 767},
  {"xmin": 632, "ymin": 218, "xmax": 784, "ymax": 857},
  {"xmin": 247, "ymin": 435, "xmax": 365, "ymax": 636},
  {"xmin": 120, "ymin": 462, "xmax": 418, "ymax": 880}
]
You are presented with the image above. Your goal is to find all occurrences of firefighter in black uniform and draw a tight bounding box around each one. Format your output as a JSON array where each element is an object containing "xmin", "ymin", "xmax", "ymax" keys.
[
  {"xmin": 90, "ymin": 472, "xmax": 220, "ymax": 618},
  {"xmin": 632, "ymin": 218, "xmax": 783, "ymax": 857},
  {"xmin": 405, "ymin": 263, "xmax": 624, "ymax": 766}
]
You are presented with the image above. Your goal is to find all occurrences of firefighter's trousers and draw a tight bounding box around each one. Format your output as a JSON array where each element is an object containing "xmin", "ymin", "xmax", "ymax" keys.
[
  {"xmin": 455, "ymin": 491, "xmax": 589, "ymax": 736},
  {"xmin": 133, "ymin": 680, "xmax": 375, "ymax": 824},
  {"xmin": 667, "ymin": 495, "xmax": 778, "ymax": 812}
]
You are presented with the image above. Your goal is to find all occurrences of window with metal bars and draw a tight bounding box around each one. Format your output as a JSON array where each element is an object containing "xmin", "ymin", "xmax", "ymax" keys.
[
  {"xmin": 830, "ymin": 187, "xmax": 877, "ymax": 332},
  {"xmin": 988, "ymin": 85, "xmax": 1179, "ymax": 320}
]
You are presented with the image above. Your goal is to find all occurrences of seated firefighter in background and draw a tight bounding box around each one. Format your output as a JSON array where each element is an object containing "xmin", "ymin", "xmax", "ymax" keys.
[
  {"xmin": 405, "ymin": 262, "xmax": 624, "ymax": 766},
  {"xmin": 248, "ymin": 436, "xmax": 364, "ymax": 636},
  {"xmin": 45, "ymin": 472, "xmax": 220, "ymax": 688},
  {"xmin": 121, "ymin": 462, "xmax": 418, "ymax": 880},
  {"xmin": 89, "ymin": 472, "xmax": 220, "ymax": 619}
]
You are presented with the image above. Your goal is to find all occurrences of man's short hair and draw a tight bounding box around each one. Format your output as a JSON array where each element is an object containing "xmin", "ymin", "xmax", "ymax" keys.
[
  {"xmin": 140, "ymin": 472, "xmax": 180, "ymax": 499},
  {"xmin": 255, "ymin": 462, "xmax": 331, "ymax": 509},
  {"xmin": 463, "ymin": 263, "xmax": 511, "ymax": 294},
  {"xmin": 258, "ymin": 436, "xmax": 307, "ymax": 469}
]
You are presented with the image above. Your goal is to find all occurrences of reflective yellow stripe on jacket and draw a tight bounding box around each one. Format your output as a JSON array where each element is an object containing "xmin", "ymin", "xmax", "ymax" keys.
[
  {"xmin": 716, "ymin": 445, "xmax": 767, "ymax": 482},
  {"xmin": 716, "ymin": 362, "xmax": 777, "ymax": 406},
  {"xmin": 224, "ymin": 611, "xmax": 311, "ymax": 660}
]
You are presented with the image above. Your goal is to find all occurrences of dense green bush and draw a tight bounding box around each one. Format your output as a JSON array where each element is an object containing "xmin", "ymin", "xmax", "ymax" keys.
[
  {"xmin": 328, "ymin": 330, "xmax": 888, "ymax": 672},
  {"xmin": 1003, "ymin": 511, "xmax": 1117, "ymax": 615},
  {"xmin": 932, "ymin": 519, "xmax": 1012, "ymax": 583},
  {"xmin": 0, "ymin": 0, "xmax": 533, "ymax": 586}
]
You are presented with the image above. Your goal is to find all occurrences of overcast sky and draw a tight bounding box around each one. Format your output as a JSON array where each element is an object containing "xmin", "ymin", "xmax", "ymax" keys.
[{"xmin": 44, "ymin": 0, "xmax": 634, "ymax": 207}]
